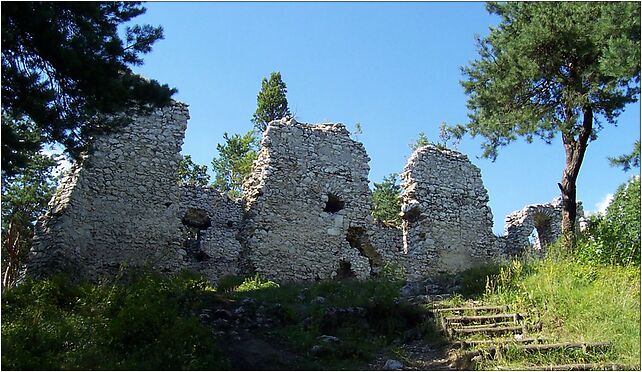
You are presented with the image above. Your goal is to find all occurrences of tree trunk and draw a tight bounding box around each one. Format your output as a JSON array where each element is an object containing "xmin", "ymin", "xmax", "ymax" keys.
[
  {"xmin": 1, "ymin": 220, "xmax": 21, "ymax": 292},
  {"xmin": 558, "ymin": 106, "xmax": 593, "ymax": 252}
]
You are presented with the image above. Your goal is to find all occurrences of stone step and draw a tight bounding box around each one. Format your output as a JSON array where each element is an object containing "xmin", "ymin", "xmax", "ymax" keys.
[
  {"xmin": 520, "ymin": 363, "xmax": 631, "ymax": 371},
  {"xmin": 459, "ymin": 342, "xmax": 611, "ymax": 361},
  {"xmin": 448, "ymin": 321, "xmax": 518, "ymax": 330}
]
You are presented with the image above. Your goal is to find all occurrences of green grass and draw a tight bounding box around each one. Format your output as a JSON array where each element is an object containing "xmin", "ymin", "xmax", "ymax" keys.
[
  {"xmin": 225, "ymin": 273, "xmax": 438, "ymax": 370},
  {"xmin": 1, "ymin": 270, "xmax": 228, "ymax": 370},
  {"xmin": 467, "ymin": 254, "xmax": 641, "ymax": 370},
  {"xmin": 2, "ymin": 268, "xmax": 440, "ymax": 370}
]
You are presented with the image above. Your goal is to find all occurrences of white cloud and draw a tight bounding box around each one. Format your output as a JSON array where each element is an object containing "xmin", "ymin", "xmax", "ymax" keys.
[{"xmin": 591, "ymin": 193, "xmax": 614, "ymax": 216}]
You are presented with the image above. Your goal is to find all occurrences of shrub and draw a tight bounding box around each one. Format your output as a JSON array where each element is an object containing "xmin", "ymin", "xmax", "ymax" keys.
[
  {"xmin": 236, "ymin": 274, "xmax": 280, "ymax": 292},
  {"xmin": 1, "ymin": 271, "xmax": 228, "ymax": 370},
  {"xmin": 216, "ymin": 274, "xmax": 244, "ymax": 292},
  {"xmin": 577, "ymin": 176, "xmax": 640, "ymax": 266}
]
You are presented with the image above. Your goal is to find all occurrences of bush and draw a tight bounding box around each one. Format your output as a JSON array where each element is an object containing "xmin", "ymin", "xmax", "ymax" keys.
[
  {"xmin": 1, "ymin": 271, "xmax": 228, "ymax": 370},
  {"xmin": 216, "ymin": 274, "xmax": 245, "ymax": 293},
  {"xmin": 236, "ymin": 274, "xmax": 280, "ymax": 292},
  {"xmin": 577, "ymin": 176, "xmax": 640, "ymax": 266}
]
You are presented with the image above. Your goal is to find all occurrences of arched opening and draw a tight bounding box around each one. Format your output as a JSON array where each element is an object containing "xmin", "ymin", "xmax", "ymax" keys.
[
  {"xmin": 181, "ymin": 208, "xmax": 212, "ymax": 261},
  {"xmin": 346, "ymin": 226, "xmax": 383, "ymax": 275},
  {"xmin": 533, "ymin": 213, "xmax": 553, "ymax": 248},
  {"xmin": 528, "ymin": 228, "xmax": 541, "ymax": 250},
  {"xmin": 324, "ymin": 193, "xmax": 344, "ymax": 213}
]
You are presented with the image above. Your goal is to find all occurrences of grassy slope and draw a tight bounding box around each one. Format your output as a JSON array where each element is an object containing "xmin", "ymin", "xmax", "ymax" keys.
[
  {"xmin": 477, "ymin": 257, "xmax": 641, "ymax": 369},
  {"xmin": 2, "ymin": 257, "xmax": 639, "ymax": 370},
  {"xmin": 1, "ymin": 269, "xmax": 437, "ymax": 370}
]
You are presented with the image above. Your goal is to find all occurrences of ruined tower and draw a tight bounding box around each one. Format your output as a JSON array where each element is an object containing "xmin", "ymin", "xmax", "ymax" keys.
[
  {"xmin": 240, "ymin": 119, "xmax": 377, "ymax": 281},
  {"xmin": 27, "ymin": 103, "xmax": 189, "ymax": 280},
  {"xmin": 399, "ymin": 145, "xmax": 500, "ymax": 277}
]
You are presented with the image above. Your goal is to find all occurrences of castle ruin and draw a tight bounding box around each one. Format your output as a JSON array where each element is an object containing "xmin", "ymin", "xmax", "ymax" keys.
[{"xmin": 26, "ymin": 102, "xmax": 580, "ymax": 284}]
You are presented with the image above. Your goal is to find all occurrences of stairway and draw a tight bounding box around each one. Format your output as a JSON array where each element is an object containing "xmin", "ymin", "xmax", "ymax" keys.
[{"xmin": 429, "ymin": 301, "xmax": 625, "ymax": 370}]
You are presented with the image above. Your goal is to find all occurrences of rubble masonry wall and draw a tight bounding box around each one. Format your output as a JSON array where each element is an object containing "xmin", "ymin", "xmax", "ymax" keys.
[
  {"xmin": 240, "ymin": 119, "xmax": 374, "ymax": 282},
  {"xmin": 399, "ymin": 145, "xmax": 501, "ymax": 278},
  {"xmin": 28, "ymin": 103, "xmax": 189, "ymax": 280}
]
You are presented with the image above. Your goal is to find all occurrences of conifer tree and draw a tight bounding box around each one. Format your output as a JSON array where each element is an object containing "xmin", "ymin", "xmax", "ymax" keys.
[
  {"xmin": 456, "ymin": 2, "xmax": 640, "ymax": 250},
  {"xmin": 1, "ymin": 2, "xmax": 176, "ymax": 176},
  {"xmin": 251, "ymin": 72, "xmax": 291, "ymax": 132}
]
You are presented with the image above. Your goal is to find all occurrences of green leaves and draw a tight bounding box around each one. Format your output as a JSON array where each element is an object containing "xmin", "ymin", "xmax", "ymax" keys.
[
  {"xmin": 251, "ymin": 71, "xmax": 291, "ymax": 132},
  {"xmin": 1, "ymin": 2, "xmax": 176, "ymax": 175},
  {"xmin": 1, "ymin": 272, "xmax": 228, "ymax": 370},
  {"xmin": 578, "ymin": 177, "xmax": 641, "ymax": 266},
  {"xmin": 211, "ymin": 131, "xmax": 259, "ymax": 199},
  {"xmin": 460, "ymin": 2, "xmax": 640, "ymax": 160},
  {"xmin": 1, "ymin": 139, "xmax": 58, "ymax": 290},
  {"xmin": 372, "ymin": 173, "xmax": 402, "ymax": 226},
  {"xmin": 608, "ymin": 140, "xmax": 640, "ymax": 172},
  {"xmin": 177, "ymin": 155, "xmax": 210, "ymax": 187}
]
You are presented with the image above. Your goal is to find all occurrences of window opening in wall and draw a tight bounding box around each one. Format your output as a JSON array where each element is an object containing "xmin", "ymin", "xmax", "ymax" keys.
[
  {"xmin": 528, "ymin": 228, "xmax": 540, "ymax": 250},
  {"xmin": 182, "ymin": 208, "xmax": 211, "ymax": 230},
  {"xmin": 404, "ymin": 205, "xmax": 422, "ymax": 223},
  {"xmin": 181, "ymin": 208, "xmax": 212, "ymax": 260},
  {"xmin": 335, "ymin": 260, "xmax": 355, "ymax": 279},
  {"xmin": 533, "ymin": 213, "xmax": 553, "ymax": 248},
  {"xmin": 324, "ymin": 193, "xmax": 344, "ymax": 213}
]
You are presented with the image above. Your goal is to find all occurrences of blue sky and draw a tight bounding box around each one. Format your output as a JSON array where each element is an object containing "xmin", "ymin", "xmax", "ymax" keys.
[{"xmin": 131, "ymin": 2, "xmax": 640, "ymax": 234}]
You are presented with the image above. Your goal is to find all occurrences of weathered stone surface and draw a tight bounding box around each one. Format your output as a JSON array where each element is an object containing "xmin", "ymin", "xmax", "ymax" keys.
[
  {"xmin": 178, "ymin": 185, "xmax": 244, "ymax": 283},
  {"xmin": 383, "ymin": 359, "xmax": 404, "ymax": 370},
  {"xmin": 500, "ymin": 197, "xmax": 584, "ymax": 256},
  {"xmin": 27, "ymin": 103, "xmax": 190, "ymax": 281},
  {"xmin": 28, "ymin": 104, "xmax": 577, "ymax": 285},
  {"xmin": 240, "ymin": 118, "xmax": 374, "ymax": 282},
  {"xmin": 398, "ymin": 145, "xmax": 501, "ymax": 279}
]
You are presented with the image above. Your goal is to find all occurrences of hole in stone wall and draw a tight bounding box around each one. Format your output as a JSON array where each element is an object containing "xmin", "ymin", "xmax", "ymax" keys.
[
  {"xmin": 335, "ymin": 260, "xmax": 355, "ymax": 279},
  {"xmin": 404, "ymin": 206, "xmax": 422, "ymax": 223},
  {"xmin": 181, "ymin": 208, "xmax": 211, "ymax": 262},
  {"xmin": 528, "ymin": 228, "xmax": 540, "ymax": 249},
  {"xmin": 346, "ymin": 227, "xmax": 383, "ymax": 275},
  {"xmin": 533, "ymin": 213, "xmax": 553, "ymax": 248},
  {"xmin": 324, "ymin": 193, "xmax": 344, "ymax": 213},
  {"xmin": 195, "ymin": 250, "xmax": 211, "ymax": 262},
  {"xmin": 182, "ymin": 208, "xmax": 211, "ymax": 229}
]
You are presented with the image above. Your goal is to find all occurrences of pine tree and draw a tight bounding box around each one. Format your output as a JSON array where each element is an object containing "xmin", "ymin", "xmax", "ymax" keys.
[
  {"xmin": 456, "ymin": 2, "xmax": 640, "ymax": 250},
  {"xmin": 177, "ymin": 155, "xmax": 210, "ymax": 187},
  {"xmin": 1, "ymin": 2, "xmax": 176, "ymax": 176},
  {"xmin": 251, "ymin": 72, "xmax": 291, "ymax": 132},
  {"xmin": 211, "ymin": 131, "xmax": 259, "ymax": 199},
  {"xmin": 372, "ymin": 174, "xmax": 402, "ymax": 226},
  {"xmin": 1, "ymin": 144, "xmax": 57, "ymax": 290}
]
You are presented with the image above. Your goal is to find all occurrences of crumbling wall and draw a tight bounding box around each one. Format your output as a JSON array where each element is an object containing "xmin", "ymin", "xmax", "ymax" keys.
[
  {"xmin": 502, "ymin": 197, "xmax": 584, "ymax": 256},
  {"xmin": 178, "ymin": 185, "xmax": 244, "ymax": 283},
  {"xmin": 240, "ymin": 119, "xmax": 375, "ymax": 282},
  {"xmin": 29, "ymin": 104, "xmax": 546, "ymax": 285},
  {"xmin": 27, "ymin": 103, "xmax": 189, "ymax": 281},
  {"xmin": 399, "ymin": 145, "xmax": 500, "ymax": 278}
]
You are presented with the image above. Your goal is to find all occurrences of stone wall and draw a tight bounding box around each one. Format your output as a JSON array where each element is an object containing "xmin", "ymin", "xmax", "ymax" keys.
[
  {"xmin": 502, "ymin": 197, "xmax": 584, "ymax": 256},
  {"xmin": 398, "ymin": 145, "xmax": 500, "ymax": 278},
  {"xmin": 29, "ymin": 105, "xmax": 565, "ymax": 285},
  {"xmin": 240, "ymin": 119, "xmax": 375, "ymax": 282},
  {"xmin": 27, "ymin": 103, "xmax": 189, "ymax": 281},
  {"xmin": 178, "ymin": 185, "xmax": 244, "ymax": 283}
]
